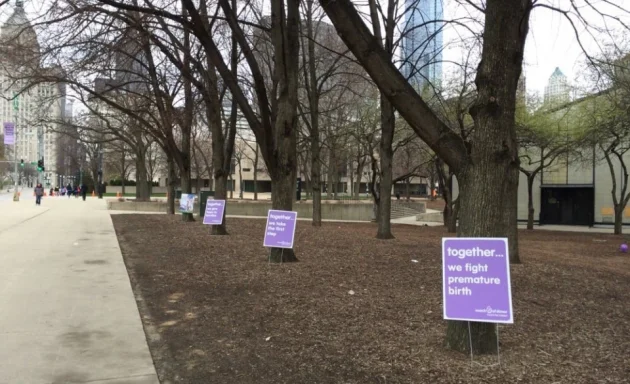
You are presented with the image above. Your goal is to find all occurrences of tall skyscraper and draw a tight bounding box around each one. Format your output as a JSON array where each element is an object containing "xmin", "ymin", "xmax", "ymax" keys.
[
  {"xmin": 0, "ymin": 0, "xmax": 66, "ymax": 187},
  {"xmin": 402, "ymin": 0, "xmax": 444, "ymax": 92},
  {"xmin": 544, "ymin": 67, "xmax": 571, "ymax": 105}
]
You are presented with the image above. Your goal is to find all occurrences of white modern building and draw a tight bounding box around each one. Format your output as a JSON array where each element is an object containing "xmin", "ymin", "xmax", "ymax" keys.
[{"xmin": 0, "ymin": 0, "xmax": 66, "ymax": 187}]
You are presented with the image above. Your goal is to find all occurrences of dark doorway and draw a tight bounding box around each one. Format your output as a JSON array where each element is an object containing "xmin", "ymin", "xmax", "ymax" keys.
[{"xmin": 540, "ymin": 186, "xmax": 594, "ymax": 226}]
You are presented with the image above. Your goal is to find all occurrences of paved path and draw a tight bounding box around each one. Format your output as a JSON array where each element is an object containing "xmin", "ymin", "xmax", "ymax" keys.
[{"xmin": 0, "ymin": 197, "xmax": 158, "ymax": 384}]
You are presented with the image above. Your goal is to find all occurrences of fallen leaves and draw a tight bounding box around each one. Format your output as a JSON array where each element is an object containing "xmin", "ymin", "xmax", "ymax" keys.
[{"xmin": 114, "ymin": 215, "xmax": 630, "ymax": 384}]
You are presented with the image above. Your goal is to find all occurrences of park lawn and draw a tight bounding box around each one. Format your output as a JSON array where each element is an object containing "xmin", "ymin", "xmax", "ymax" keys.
[{"xmin": 112, "ymin": 215, "xmax": 630, "ymax": 384}]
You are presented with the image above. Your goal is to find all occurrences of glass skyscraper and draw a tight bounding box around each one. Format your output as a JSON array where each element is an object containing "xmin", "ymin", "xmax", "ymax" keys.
[{"xmin": 402, "ymin": 0, "xmax": 444, "ymax": 92}]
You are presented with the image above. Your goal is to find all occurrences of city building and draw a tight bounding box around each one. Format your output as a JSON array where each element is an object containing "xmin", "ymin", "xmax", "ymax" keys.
[
  {"xmin": 516, "ymin": 84, "xmax": 630, "ymax": 226},
  {"xmin": 402, "ymin": 0, "xmax": 444, "ymax": 92},
  {"xmin": 0, "ymin": 0, "xmax": 66, "ymax": 187},
  {"xmin": 544, "ymin": 67, "xmax": 571, "ymax": 105}
]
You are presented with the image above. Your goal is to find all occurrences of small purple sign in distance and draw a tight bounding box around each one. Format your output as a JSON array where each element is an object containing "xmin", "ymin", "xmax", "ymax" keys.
[
  {"xmin": 263, "ymin": 210, "xmax": 298, "ymax": 249},
  {"xmin": 442, "ymin": 238, "xmax": 513, "ymax": 324},
  {"xmin": 3, "ymin": 122, "xmax": 14, "ymax": 145},
  {"xmin": 202, "ymin": 198, "xmax": 225, "ymax": 225}
]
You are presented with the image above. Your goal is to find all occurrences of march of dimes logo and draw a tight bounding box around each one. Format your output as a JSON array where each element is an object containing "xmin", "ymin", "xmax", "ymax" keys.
[{"xmin": 475, "ymin": 306, "xmax": 509, "ymax": 318}]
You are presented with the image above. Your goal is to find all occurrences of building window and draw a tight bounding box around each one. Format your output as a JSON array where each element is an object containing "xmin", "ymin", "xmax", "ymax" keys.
[{"xmin": 243, "ymin": 168, "xmax": 251, "ymax": 172}]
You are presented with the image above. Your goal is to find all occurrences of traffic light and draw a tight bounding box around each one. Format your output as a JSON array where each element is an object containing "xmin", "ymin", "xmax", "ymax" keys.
[
  {"xmin": 37, "ymin": 159, "xmax": 43, "ymax": 172},
  {"xmin": 20, "ymin": 159, "xmax": 24, "ymax": 167}
]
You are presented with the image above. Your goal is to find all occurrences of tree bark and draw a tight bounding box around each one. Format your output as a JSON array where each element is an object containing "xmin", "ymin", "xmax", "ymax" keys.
[
  {"xmin": 206, "ymin": 61, "xmax": 229, "ymax": 234},
  {"xmin": 135, "ymin": 146, "xmax": 151, "ymax": 202},
  {"xmin": 179, "ymin": 152, "xmax": 194, "ymax": 222},
  {"xmin": 326, "ymin": 148, "xmax": 334, "ymax": 199},
  {"xmin": 377, "ymin": 95, "xmax": 395, "ymax": 239},
  {"xmin": 179, "ymin": 1, "xmax": 195, "ymax": 223},
  {"xmin": 229, "ymin": 174, "xmax": 234, "ymax": 199},
  {"xmin": 253, "ymin": 148, "xmax": 258, "ymax": 201},
  {"xmin": 505, "ymin": 167, "xmax": 521, "ymax": 263},
  {"xmin": 444, "ymin": 0, "xmax": 529, "ymax": 354},
  {"xmin": 305, "ymin": 0, "xmax": 322, "ymax": 226},
  {"xmin": 311, "ymin": 131, "xmax": 322, "ymax": 224},
  {"xmin": 270, "ymin": 171, "xmax": 299, "ymax": 262},
  {"xmin": 212, "ymin": 172, "xmax": 229, "ymax": 235},
  {"xmin": 166, "ymin": 154, "xmax": 176, "ymax": 215},
  {"xmin": 267, "ymin": 0, "xmax": 300, "ymax": 263},
  {"xmin": 527, "ymin": 174, "xmax": 535, "ymax": 230},
  {"xmin": 120, "ymin": 148, "xmax": 126, "ymax": 196},
  {"xmin": 355, "ymin": 159, "xmax": 364, "ymax": 198},
  {"xmin": 615, "ymin": 205, "xmax": 623, "ymax": 235}
]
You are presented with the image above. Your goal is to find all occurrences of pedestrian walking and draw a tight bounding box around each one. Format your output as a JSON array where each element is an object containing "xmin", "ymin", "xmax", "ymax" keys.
[
  {"xmin": 67, "ymin": 184, "xmax": 72, "ymax": 198},
  {"xmin": 81, "ymin": 183, "xmax": 88, "ymax": 201},
  {"xmin": 34, "ymin": 183, "xmax": 44, "ymax": 206}
]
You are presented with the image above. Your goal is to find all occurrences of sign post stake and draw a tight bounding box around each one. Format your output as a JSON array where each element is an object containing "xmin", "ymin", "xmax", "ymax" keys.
[
  {"xmin": 467, "ymin": 322, "xmax": 502, "ymax": 368},
  {"xmin": 467, "ymin": 321, "xmax": 474, "ymax": 366}
]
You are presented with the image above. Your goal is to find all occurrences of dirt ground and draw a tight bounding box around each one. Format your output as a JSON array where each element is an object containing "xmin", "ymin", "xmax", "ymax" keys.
[{"xmin": 113, "ymin": 215, "xmax": 630, "ymax": 384}]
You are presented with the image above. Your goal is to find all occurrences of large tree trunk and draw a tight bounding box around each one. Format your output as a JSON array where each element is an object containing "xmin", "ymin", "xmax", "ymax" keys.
[
  {"xmin": 506, "ymin": 167, "xmax": 520, "ymax": 263},
  {"xmin": 180, "ymin": 3, "xmax": 195, "ymax": 223},
  {"xmin": 180, "ymin": 152, "xmax": 194, "ymax": 222},
  {"xmin": 614, "ymin": 205, "xmax": 623, "ymax": 235},
  {"xmin": 311, "ymin": 133, "xmax": 322, "ymax": 225},
  {"xmin": 135, "ymin": 147, "xmax": 151, "ymax": 202},
  {"xmin": 355, "ymin": 159, "xmax": 364, "ymax": 198},
  {"xmin": 166, "ymin": 155, "xmax": 176, "ymax": 215},
  {"xmin": 376, "ymin": 95, "xmax": 395, "ymax": 239},
  {"xmin": 253, "ymin": 149, "xmax": 258, "ymax": 201},
  {"xmin": 266, "ymin": 0, "xmax": 300, "ymax": 263},
  {"xmin": 527, "ymin": 174, "xmax": 535, "ymax": 230},
  {"xmin": 270, "ymin": 171, "xmax": 299, "ymax": 262},
  {"xmin": 305, "ymin": 0, "xmax": 321, "ymax": 225},
  {"xmin": 238, "ymin": 159, "xmax": 243, "ymax": 199},
  {"xmin": 120, "ymin": 149, "xmax": 126, "ymax": 196},
  {"xmin": 213, "ymin": 172, "xmax": 229, "ymax": 235},
  {"xmin": 326, "ymin": 148, "xmax": 334, "ymax": 199},
  {"xmin": 446, "ymin": 0, "xmax": 529, "ymax": 354}
]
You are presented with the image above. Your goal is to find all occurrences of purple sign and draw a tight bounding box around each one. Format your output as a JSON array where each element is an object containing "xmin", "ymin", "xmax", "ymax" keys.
[
  {"xmin": 442, "ymin": 238, "xmax": 513, "ymax": 324},
  {"xmin": 203, "ymin": 199, "xmax": 226, "ymax": 225},
  {"xmin": 3, "ymin": 122, "xmax": 15, "ymax": 145},
  {"xmin": 263, "ymin": 210, "xmax": 298, "ymax": 249}
]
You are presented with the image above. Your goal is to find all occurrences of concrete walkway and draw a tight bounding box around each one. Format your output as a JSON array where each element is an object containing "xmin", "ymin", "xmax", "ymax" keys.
[{"xmin": 0, "ymin": 197, "xmax": 158, "ymax": 384}]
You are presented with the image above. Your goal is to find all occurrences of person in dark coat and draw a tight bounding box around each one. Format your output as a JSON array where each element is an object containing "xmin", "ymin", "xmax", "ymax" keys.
[
  {"xmin": 81, "ymin": 183, "xmax": 88, "ymax": 201},
  {"xmin": 34, "ymin": 183, "xmax": 44, "ymax": 206},
  {"xmin": 67, "ymin": 184, "xmax": 73, "ymax": 198}
]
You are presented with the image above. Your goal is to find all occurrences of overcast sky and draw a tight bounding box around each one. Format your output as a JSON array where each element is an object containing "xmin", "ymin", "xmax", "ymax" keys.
[
  {"xmin": 5, "ymin": 0, "xmax": 630, "ymax": 97},
  {"xmin": 443, "ymin": 0, "xmax": 630, "ymax": 96}
]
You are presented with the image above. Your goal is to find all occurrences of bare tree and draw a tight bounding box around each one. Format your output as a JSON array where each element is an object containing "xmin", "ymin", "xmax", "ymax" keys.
[
  {"xmin": 319, "ymin": 0, "xmax": 630, "ymax": 354},
  {"xmin": 582, "ymin": 47, "xmax": 630, "ymax": 234}
]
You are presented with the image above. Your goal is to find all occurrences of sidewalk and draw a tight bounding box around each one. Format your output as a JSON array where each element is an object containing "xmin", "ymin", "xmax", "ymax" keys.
[{"xmin": 0, "ymin": 197, "xmax": 158, "ymax": 384}]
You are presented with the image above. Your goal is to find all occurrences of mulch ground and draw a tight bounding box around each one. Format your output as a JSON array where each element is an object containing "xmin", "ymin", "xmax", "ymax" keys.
[{"xmin": 112, "ymin": 215, "xmax": 630, "ymax": 384}]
